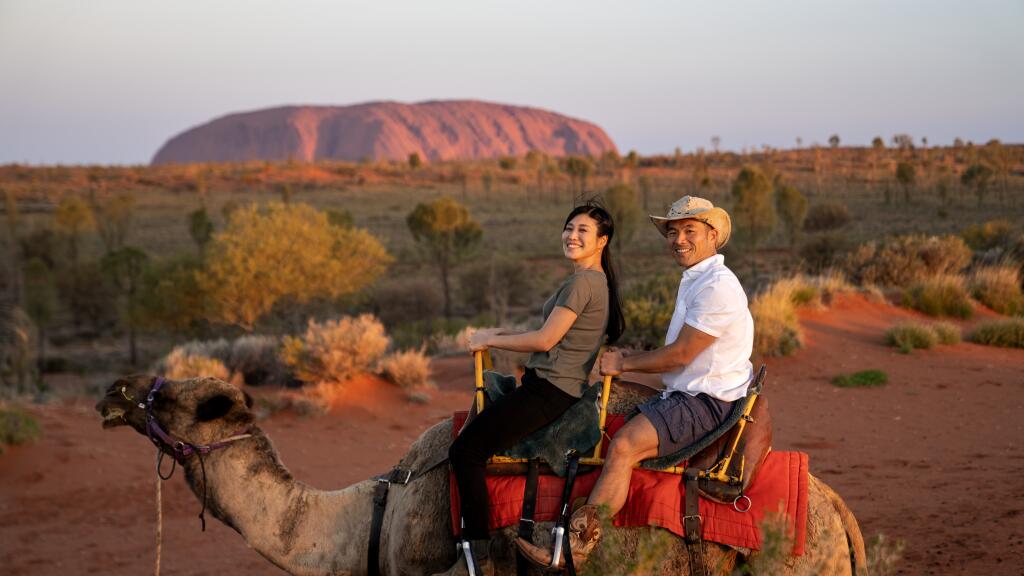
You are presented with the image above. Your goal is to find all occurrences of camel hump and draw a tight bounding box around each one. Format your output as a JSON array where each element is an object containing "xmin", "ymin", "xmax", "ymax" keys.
[{"xmin": 606, "ymin": 379, "xmax": 660, "ymax": 414}]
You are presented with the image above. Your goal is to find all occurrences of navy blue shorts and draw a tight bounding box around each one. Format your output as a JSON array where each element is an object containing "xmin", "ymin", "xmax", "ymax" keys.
[{"xmin": 636, "ymin": 392, "xmax": 734, "ymax": 457}]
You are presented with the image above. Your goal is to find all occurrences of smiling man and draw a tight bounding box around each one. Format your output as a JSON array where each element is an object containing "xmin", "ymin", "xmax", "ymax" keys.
[{"xmin": 517, "ymin": 196, "xmax": 754, "ymax": 570}]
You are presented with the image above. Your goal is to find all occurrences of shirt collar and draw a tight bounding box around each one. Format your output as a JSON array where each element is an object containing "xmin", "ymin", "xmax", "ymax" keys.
[{"xmin": 682, "ymin": 254, "xmax": 723, "ymax": 280}]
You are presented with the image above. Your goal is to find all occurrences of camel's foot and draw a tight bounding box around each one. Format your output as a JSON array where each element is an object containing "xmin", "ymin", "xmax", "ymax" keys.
[
  {"xmin": 515, "ymin": 504, "xmax": 602, "ymax": 572},
  {"xmin": 432, "ymin": 539, "xmax": 494, "ymax": 576}
]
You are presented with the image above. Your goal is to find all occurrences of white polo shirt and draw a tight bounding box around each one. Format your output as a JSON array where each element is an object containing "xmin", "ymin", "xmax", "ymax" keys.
[{"xmin": 661, "ymin": 254, "xmax": 754, "ymax": 402}]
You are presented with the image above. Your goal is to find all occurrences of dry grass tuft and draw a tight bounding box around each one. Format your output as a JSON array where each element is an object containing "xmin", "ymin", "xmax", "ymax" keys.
[
  {"xmin": 968, "ymin": 265, "xmax": 1023, "ymax": 315},
  {"xmin": 159, "ymin": 347, "xmax": 232, "ymax": 381},
  {"xmin": 378, "ymin": 348, "xmax": 434, "ymax": 390},
  {"xmin": 844, "ymin": 234, "xmax": 971, "ymax": 287},
  {"xmin": 0, "ymin": 404, "xmax": 41, "ymax": 454},
  {"xmin": 281, "ymin": 314, "xmax": 389, "ymax": 384},
  {"xmin": 884, "ymin": 321, "xmax": 962, "ymax": 353},
  {"xmin": 901, "ymin": 274, "xmax": 973, "ymax": 318},
  {"xmin": 749, "ymin": 273, "xmax": 854, "ymax": 358},
  {"xmin": 970, "ymin": 318, "xmax": 1024, "ymax": 348}
]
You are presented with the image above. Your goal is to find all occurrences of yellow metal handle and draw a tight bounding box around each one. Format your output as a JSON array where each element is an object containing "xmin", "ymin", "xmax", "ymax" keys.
[
  {"xmin": 474, "ymin": 350, "xmax": 486, "ymax": 413},
  {"xmin": 590, "ymin": 373, "xmax": 614, "ymax": 459}
]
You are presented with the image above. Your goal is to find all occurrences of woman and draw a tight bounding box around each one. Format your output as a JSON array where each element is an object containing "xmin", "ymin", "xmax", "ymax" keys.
[{"xmin": 437, "ymin": 203, "xmax": 625, "ymax": 576}]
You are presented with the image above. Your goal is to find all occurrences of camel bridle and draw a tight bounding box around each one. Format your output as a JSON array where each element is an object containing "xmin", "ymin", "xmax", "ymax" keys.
[{"xmin": 142, "ymin": 376, "xmax": 254, "ymax": 531}]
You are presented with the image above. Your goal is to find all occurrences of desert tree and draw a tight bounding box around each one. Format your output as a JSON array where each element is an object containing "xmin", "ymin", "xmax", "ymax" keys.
[
  {"xmin": 22, "ymin": 258, "xmax": 56, "ymax": 383},
  {"xmin": 91, "ymin": 192, "xmax": 135, "ymax": 254},
  {"xmin": 199, "ymin": 202, "xmax": 391, "ymax": 331},
  {"xmin": 603, "ymin": 183, "xmax": 642, "ymax": 250},
  {"xmin": 774, "ymin": 184, "xmax": 808, "ymax": 253},
  {"xmin": 565, "ymin": 156, "xmax": 592, "ymax": 205},
  {"xmin": 828, "ymin": 134, "xmax": 840, "ymax": 149},
  {"xmin": 406, "ymin": 197, "xmax": 482, "ymax": 318},
  {"xmin": 53, "ymin": 196, "xmax": 94, "ymax": 267},
  {"xmin": 101, "ymin": 246, "xmax": 148, "ymax": 365},
  {"xmin": 637, "ymin": 175, "xmax": 653, "ymax": 210},
  {"xmin": 188, "ymin": 207, "xmax": 214, "ymax": 256},
  {"xmin": 408, "ymin": 152, "xmax": 422, "ymax": 170},
  {"xmin": 983, "ymin": 140, "xmax": 1011, "ymax": 205},
  {"xmin": 711, "ymin": 136, "xmax": 721, "ymax": 153},
  {"xmin": 481, "ymin": 170, "xmax": 494, "ymax": 200},
  {"xmin": 891, "ymin": 134, "xmax": 915, "ymax": 152},
  {"xmin": 961, "ymin": 163, "xmax": 994, "ymax": 207},
  {"xmin": 895, "ymin": 161, "xmax": 916, "ymax": 204},
  {"xmin": 731, "ymin": 167, "xmax": 777, "ymax": 280}
]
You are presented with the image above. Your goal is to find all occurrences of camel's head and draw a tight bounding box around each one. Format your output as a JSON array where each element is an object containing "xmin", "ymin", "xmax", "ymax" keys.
[{"xmin": 96, "ymin": 374, "xmax": 254, "ymax": 446}]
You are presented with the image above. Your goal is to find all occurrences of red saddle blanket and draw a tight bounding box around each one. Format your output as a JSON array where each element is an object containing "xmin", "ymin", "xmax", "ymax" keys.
[{"xmin": 449, "ymin": 411, "xmax": 808, "ymax": 554}]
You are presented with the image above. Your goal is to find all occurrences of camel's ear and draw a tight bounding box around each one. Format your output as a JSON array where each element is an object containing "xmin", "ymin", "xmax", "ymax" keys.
[{"xmin": 196, "ymin": 395, "xmax": 234, "ymax": 422}]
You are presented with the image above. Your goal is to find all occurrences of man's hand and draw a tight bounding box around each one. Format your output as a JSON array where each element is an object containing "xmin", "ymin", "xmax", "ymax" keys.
[{"xmin": 600, "ymin": 348, "xmax": 625, "ymax": 376}]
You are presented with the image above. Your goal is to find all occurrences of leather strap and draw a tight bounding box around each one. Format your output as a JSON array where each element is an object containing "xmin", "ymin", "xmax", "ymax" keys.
[
  {"xmin": 516, "ymin": 459, "xmax": 541, "ymax": 576},
  {"xmin": 367, "ymin": 452, "xmax": 448, "ymax": 576},
  {"xmin": 560, "ymin": 451, "xmax": 581, "ymax": 576},
  {"xmin": 683, "ymin": 469, "xmax": 708, "ymax": 576}
]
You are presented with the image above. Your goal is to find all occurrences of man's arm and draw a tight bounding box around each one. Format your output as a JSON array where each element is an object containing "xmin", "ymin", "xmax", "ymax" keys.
[{"xmin": 600, "ymin": 324, "xmax": 716, "ymax": 375}]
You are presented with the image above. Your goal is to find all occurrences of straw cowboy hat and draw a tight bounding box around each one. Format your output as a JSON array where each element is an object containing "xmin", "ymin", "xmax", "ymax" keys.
[{"xmin": 649, "ymin": 195, "xmax": 732, "ymax": 249}]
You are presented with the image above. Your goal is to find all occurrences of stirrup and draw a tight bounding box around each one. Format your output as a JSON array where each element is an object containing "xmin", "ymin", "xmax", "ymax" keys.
[{"xmin": 456, "ymin": 540, "xmax": 478, "ymax": 576}]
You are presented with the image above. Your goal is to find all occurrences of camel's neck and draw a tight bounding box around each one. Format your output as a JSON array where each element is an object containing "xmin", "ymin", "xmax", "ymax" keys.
[{"xmin": 181, "ymin": 430, "xmax": 374, "ymax": 576}]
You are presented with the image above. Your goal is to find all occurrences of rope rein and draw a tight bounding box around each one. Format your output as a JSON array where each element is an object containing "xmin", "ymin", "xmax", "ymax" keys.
[{"xmin": 155, "ymin": 464, "xmax": 163, "ymax": 576}]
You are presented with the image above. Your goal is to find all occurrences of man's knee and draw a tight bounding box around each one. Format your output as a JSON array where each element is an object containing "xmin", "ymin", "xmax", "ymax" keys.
[{"xmin": 606, "ymin": 418, "xmax": 658, "ymax": 464}]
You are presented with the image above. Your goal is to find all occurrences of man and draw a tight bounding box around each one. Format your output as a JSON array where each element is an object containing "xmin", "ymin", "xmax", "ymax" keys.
[{"xmin": 517, "ymin": 195, "xmax": 754, "ymax": 569}]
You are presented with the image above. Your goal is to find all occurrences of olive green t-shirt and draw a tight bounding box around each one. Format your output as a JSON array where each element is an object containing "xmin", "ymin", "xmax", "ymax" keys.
[{"xmin": 526, "ymin": 269, "xmax": 609, "ymax": 398}]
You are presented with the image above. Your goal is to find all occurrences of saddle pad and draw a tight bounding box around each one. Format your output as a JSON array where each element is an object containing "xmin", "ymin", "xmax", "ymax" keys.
[{"xmin": 449, "ymin": 411, "xmax": 808, "ymax": 555}]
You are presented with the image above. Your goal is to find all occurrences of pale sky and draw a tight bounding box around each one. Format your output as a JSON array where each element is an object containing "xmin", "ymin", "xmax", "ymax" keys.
[{"xmin": 1, "ymin": 0, "xmax": 1021, "ymax": 165}]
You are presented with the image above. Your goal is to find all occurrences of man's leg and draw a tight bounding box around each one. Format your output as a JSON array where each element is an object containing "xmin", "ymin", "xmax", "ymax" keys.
[{"xmin": 587, "ymin": 413, "xmax": 660, "ymax": 515}]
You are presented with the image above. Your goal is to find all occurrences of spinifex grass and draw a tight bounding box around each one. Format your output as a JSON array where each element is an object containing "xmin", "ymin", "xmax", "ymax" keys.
[{"xmin": 831, "ymin": 369, "xmax": 888, "ymax": 388}]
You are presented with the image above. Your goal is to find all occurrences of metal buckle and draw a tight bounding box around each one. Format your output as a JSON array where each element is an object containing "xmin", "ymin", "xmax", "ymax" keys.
[
  {"xmin": 518, "ymin": 517, "xmax": 535, "ymax": 526},
  {"xmin": 394, "ymin": 468, "xmax": 412, "ymax": 484}
]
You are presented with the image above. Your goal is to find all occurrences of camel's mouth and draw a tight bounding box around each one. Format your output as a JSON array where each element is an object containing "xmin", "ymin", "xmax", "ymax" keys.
[{"xmin": 100, "ymin": 406, "xmax": 128, "ymax": 429}]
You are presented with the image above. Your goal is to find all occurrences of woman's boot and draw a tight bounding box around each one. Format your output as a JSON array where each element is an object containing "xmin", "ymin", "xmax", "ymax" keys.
[
  {"xmin": 432, "ymin": 539, "xmax": 494, "ymax": 576},
  {"xmin": 515, "ymin": 504, "xmax": 602, "ymax": 571}
]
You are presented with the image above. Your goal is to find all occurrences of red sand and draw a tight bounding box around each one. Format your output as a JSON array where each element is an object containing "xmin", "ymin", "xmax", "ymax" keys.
[{"xmin": 2, "ymin": 294, "xmax": 1022, "ymax": 575}]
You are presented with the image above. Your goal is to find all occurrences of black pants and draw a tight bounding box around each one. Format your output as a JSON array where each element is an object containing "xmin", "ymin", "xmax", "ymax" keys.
[{"xmin": 449, "ymin": 368, "xmax": 578, "ymax": 540}]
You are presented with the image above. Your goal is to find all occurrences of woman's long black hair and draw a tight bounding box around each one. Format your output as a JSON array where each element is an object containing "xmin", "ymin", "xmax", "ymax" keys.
[{"xmin": 564, "ymin": 202, "xmax": 625, "ymax": 345}]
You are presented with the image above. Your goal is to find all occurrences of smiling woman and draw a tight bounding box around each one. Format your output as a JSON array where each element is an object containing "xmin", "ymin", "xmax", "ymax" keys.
[{"xmin": 442, "ymin": 202, "xmax": 624, "ymax": 575}]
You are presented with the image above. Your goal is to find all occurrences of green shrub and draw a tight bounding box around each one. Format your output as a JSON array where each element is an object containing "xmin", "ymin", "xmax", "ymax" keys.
[
  {"xmin": 621, "ymin": 275, "xmax": 679, "ymax": 349},
  {"xmin": 0, "ymin": 405, "xmax": 41, "ymax": 454},
  {"xmin": 800, "ymin": 233, "xmax": 853, "ymax": 273},
  {"xmin": 831, "ymin": 370, "xmax": 888, "ymax": 388},
  {"xmin": 961, "ymin": 219, "xmax": 1015, "ymax": 251},
  {"xmin": 885, "ymin": 322, "xmax": 938, "ymax": 354},
  {"xmin": 968, "ymin": 265, "xmax": 1023, "ymax": 315},
  {"xmin": 281, "ymin": 314, "xmax": 389, "ymax": 384},
  {"xmin": 803, "ymin": 203, "xmax": 850, "ymax": 232},
  {"xmin": 228, "ymin": 335, "xmax": 290, "ymax": 386},
  {"xmin": 901, "ymin": 275, "xmax": 973, "ymax": 318},
  {"xmin": 844, "ymin": 234, "xmax": 971, "ymax": 287},
  {"xmin": 970, "ymin": 318, "xmax": 1024, "ymax": 348}
]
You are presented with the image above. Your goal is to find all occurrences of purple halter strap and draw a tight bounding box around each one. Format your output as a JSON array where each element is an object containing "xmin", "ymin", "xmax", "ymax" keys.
[{"xmin": 144, "ymin": 376, "xmax": 253, "ymax": 464}]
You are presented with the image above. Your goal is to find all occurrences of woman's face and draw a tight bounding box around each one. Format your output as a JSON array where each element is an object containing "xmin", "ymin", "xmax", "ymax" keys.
[{"xmin": 562, "ymin": 213, "xmax": 607, "ymax": 263}]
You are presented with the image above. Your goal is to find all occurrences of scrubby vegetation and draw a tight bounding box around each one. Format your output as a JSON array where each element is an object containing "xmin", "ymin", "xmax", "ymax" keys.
[
  {"xmin": 749, "ymin": 273, "xmax": 856, "ymax": 357},
  {"xmin": 970, "ymin": 318, "xmax": 1024, "ymax": 348},
  {"xmin": 900, "ymin": 275, "xmax": 974, "ymax": 318},
  {"xmin": 843, "ymin": 234, "xmax": 971, "ymax": 287},
  {"xmin": 885, "ymin": 321, "xmax": 962, "ymax": 354},
  {"xmin": 378, "ymin": 348, "xmax": 434, "ymax": 391},
  {"xmin": 0, "ymin": 405, "xmax": 40, "ymax": 454},
  {"xmin": 281, "ymin": 314, "xmax": 389, "ymax": 385},
  {"xmin": 968, "ymin": 265, "xmax": 1023, "ymax": 315},
  {"xmin": 831, "ymin": 369, "xmax": 888, "ymax": 388}
]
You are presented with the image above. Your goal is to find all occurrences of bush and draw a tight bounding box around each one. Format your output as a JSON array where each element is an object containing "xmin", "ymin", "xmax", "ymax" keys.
[
  {"xmin": 159, "ymin": 348, "xmax": 231, "ymax": 381},
  {"xmin": 803, "ymin": 203, "xmax": 850, "ymax": 232},
  {"xmin": 844, "ymin": 234, "xmax": 971, "ymax": 287},
  {"xmin": 931, "ymin": 321, "xmax": 962, "ymax": 345},
  {"xmin": 281, "ymin": 314, "xmax": 389, "ymax": 384},
  {"xmin": 0, "ymin": 405, "xmax": 41, "ymax": 454},
  {"xmin": 750, "ymin": 280, "xmax": 803, "ymax": 357},
  {"xmin": 378, "ymin": 348, "xmax": 433, "ymax": 390},
  {"xmin": 968, "ymin": 265, "xmax": 1023, "ymax": 315},
  {"xmin": 885, "ymin": 322, "xmax": 939, "ymax": 353},
  {"xmin": 372, "ymin": 276, "xmax": 445, "ymax": 326},
  {"xmin": 962, "ymin": 219, "xmax": 1015, "ymax": 251},
  {"xmin": 831, "ymin": 370, "xmax": 888, "ymax": 388},
  {"xmin": 621, "ymin": 275, "xmax": 679, "ymax": 349},
  {"xmin": 970, "ymin": 318, "xmax": 1024, "ymax": 348},
  {"xmin": 901, "ymin": 275, "xmax": 973, "ymax": 318},
  {"xmin": 228, "ymin": 335, "xmax": 290, "ymax": 386},
  {"xmin": 800, "ymin": 233, "xmax": 853, "ymax": 273}
]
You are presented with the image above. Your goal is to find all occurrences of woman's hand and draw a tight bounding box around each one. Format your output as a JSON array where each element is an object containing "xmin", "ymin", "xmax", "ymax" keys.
[
  {"xmin": 468, "ymin": 328, "xmax": 501, "ymax": 352},
  {"xmin": 599, "ymin": 348, "xmax": 625, "ymax": 376}
]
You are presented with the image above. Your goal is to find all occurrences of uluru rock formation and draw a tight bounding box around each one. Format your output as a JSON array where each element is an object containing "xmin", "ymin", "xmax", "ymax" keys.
[{"xmin": 151, "ymin": 100, "xmax": 617, "ymax": 165}]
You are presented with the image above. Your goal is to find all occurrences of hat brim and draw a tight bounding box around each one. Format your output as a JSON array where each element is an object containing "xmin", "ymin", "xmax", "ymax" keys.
[{"xmin": 648, "ymin": 209, "xmax": 731, "ymax": 249}]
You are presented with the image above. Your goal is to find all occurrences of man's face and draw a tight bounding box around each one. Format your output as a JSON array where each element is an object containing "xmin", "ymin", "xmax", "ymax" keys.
[{"xmin": 665, "ymin": 219, "xmax": 718, "ymax": 268}]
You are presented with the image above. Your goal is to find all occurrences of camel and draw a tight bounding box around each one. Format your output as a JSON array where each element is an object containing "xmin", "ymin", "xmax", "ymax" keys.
[{"xmin": 96, "ymin": 374, "xmax": 867, "ymax": 575}]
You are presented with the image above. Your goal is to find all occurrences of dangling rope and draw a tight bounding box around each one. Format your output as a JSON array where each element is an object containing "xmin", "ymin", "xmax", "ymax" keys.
[{"xmin": 155, "ymin": 474, "xmax": 163, "ymax": 576}]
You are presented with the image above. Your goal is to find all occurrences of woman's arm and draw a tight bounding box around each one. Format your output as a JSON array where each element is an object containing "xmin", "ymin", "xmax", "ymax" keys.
[{"xmin": 468, "ymin": 307, "xmax": 579, "ymax": 353}]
